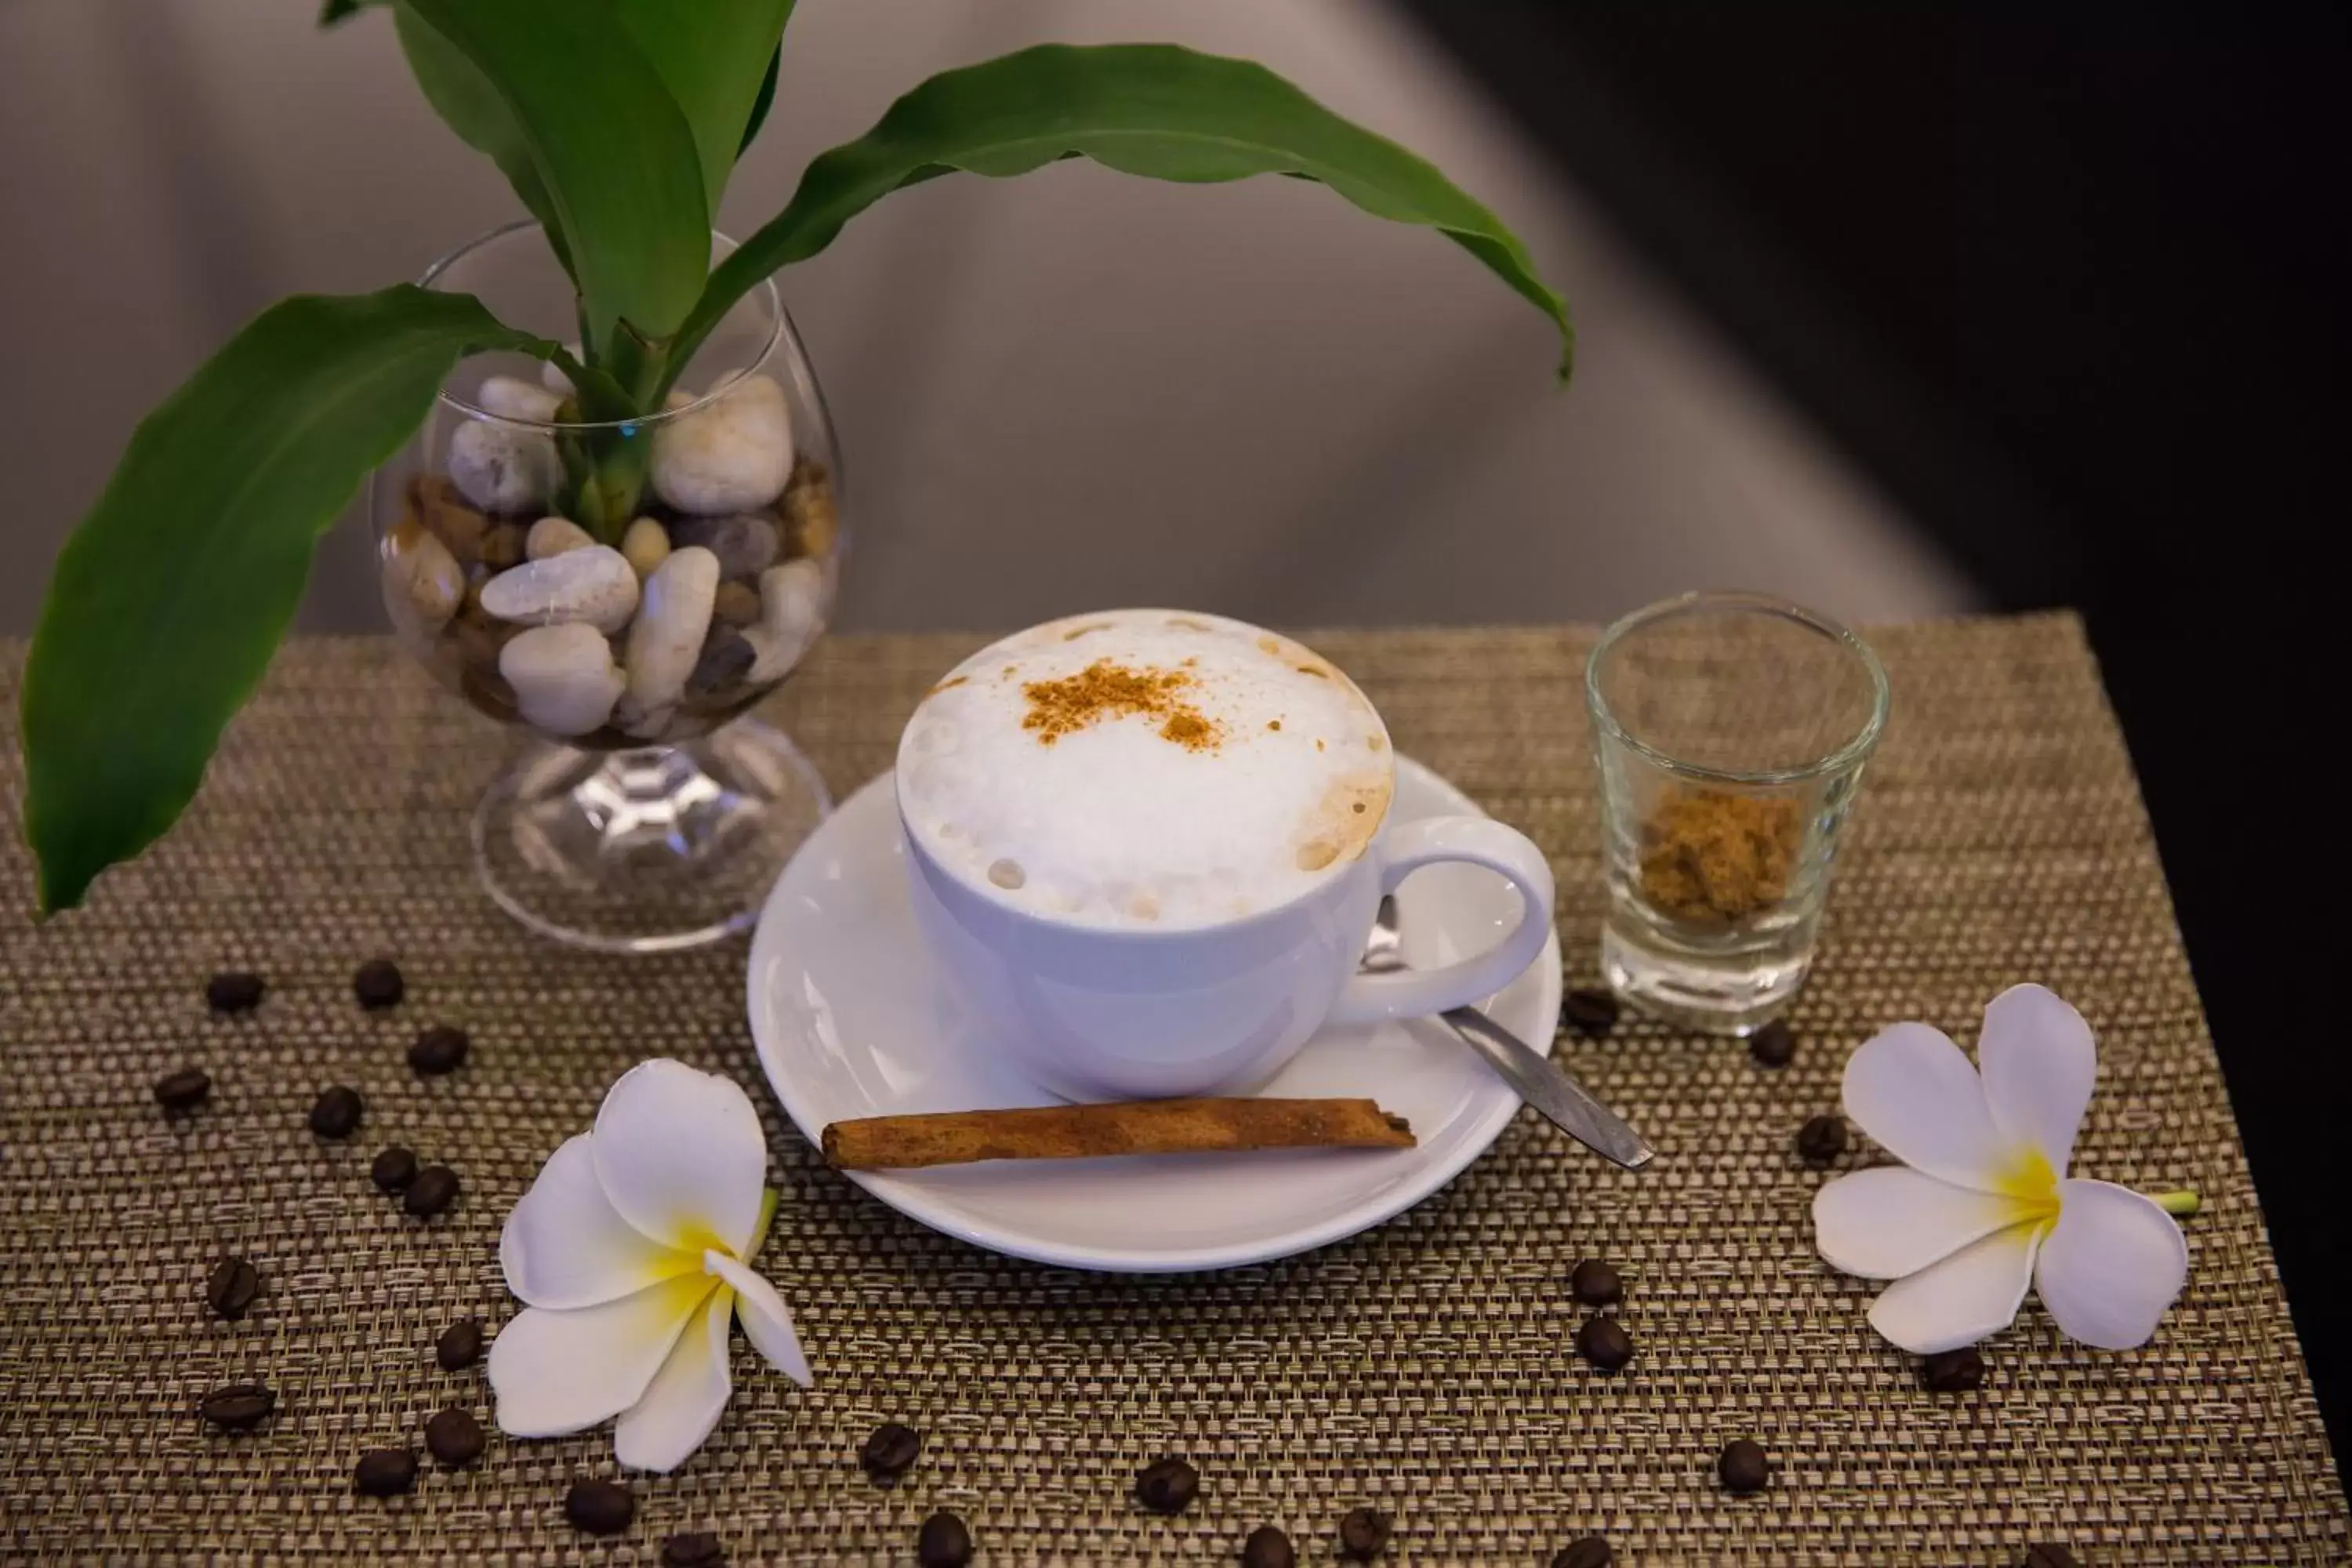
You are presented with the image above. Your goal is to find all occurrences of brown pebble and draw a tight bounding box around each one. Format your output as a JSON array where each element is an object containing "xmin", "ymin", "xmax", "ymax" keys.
[
  {"xmin": 1718, "ymin": 1437, "xmax": 1769, "ymax": 1494},
  {"xmin": 565, "ymin": 1477, "xmax": 634, "ymax": 1535},
  {"xmin": 408, "ymin": 1025, "xmax": 470, "ymax": 1075},
  {"xmin": 662, "ymin": 1531, "xmax": 727, "ymax": 1567},
  {"xmin": 405, "ymin": 1163, "xmax": 460, "ymax": 1218},
  {"xmin": 435, "ymin": 1318, "xmax": 484, "ymax": 1371},
  {"xmin": 205, "ymin": 1255, "xmax": 261, "ymax": 1319},
  {"xmin": 1747, "ymin": 1019, "xmax": 1795, "ymax": 1067},
  {"xmin": 1795, "ymin": 1113, "xmax": 1849, "ymax": 1164},
  {"xmin": 205, "ymin": 971, "xmax": 266, "ymax": 1013},
  {"xmin": 1575, "ymin": 1316, "xmax": 1634, "ymax": 1372},
  {"xmin": 154, "ymin": 1066, "xmax": 212, "ymax": 1112},
  {"xmin": 2020, "ymin": 1547, "xmax": 2082, "ymax": 1568},
  {"xmin": 354, "ymin": 1446, "xmax": 417, "ymax": 1496},
  {"xmin": 308, "ymin": 1085, "xmax": 363, "ymax": 1138},
  {"xmin": 1922, "ymin": 1345, "xmax": 1987, "ymax": 1392},
  {"xmin": 1337, "ymin": 1507, "xmax": 1392, "ymax": 1560},
  {"xmin": 198, "ymin": 1383, "xmax": 275, "ymax": 1431},
  {"xmin": 712, "ymin": 579, "xmax": 761, "ymax": 626},
  {"xmin": 1552, "ymin": 1539, "xmax": 1613, "ymax": 1568},
  {"xmin": 686, "ymin": 630, "xmax": 757, "ymax": 697},
  {"xmin": 1561, "ymin": 986, "xmax": 1621, "ymax": 1037},
  {"xmin": 352, "ymin": 957, "xmax": 405, "ymax": 1010},
  {"xmin": 371, "ymin": 1145, "xmax": 419, "ymax": 1192},
  {"xmin": 916, "ymin": 1510, "xmax": 972, "ymax": 1567},
  {"xmin": 425, "ymin": 1405, "xmax": 485, "ymax": 1466},
  {"xmin": 1136, "ymin": 1454, "xmax": 1200, "ymax": 1513},
  {"xmin": 1568, "ymin": 1258, "xmax": 1623, "ymax": 1306},
  {"xmin": 479, "ymin": 522, "xmax": 526, "ymax": 571},
  {"xmin": 1243, "ymin": 1525, "xmax": 1298, "ymax": 1567}
]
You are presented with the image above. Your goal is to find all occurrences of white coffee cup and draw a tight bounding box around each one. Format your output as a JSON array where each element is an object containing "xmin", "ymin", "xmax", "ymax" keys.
[{"xmin": 895, "ymin": 610, "xmax": 1555, "ymax": 1102}]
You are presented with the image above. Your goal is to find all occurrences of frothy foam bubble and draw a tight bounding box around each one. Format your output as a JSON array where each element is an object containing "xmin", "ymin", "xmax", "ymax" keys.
[{"xmin": 897, "ymin": 611, "xmax": 1393, "ymax": 927}]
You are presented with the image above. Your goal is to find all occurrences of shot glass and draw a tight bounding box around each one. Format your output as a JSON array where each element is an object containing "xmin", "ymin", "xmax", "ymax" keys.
[{"xmin": 1584, "ymin": 590, "xmax": 1889, "ymax": 1034}]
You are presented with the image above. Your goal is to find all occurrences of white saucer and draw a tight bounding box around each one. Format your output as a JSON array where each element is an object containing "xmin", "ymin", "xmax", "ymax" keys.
[{"xmin": 746, "ymin": 755, "xmax": 1562, "ymax": 1272}]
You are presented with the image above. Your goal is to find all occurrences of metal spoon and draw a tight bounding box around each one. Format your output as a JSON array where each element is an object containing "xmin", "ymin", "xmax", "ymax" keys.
[{"xmin": 1364, "ymin": 895, "xmax": 1654, "ymax": 1168}]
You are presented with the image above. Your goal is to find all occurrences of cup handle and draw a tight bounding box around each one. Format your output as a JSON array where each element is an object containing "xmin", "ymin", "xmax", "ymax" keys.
[{"xmin": 1323, "ymin": 816, "xmax": 1555, "ymax": 1025}]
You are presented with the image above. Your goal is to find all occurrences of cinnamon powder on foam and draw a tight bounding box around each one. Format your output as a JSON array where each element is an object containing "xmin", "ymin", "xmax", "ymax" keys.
[{"xmin": 1021, "ymin": 660, "xmax": 1223, "ymax": 753}]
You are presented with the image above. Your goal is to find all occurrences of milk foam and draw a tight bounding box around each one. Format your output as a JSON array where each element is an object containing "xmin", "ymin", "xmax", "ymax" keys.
[{"xmin": 897, "ymin": 612, "xmax": 1393, "ymax": 928}]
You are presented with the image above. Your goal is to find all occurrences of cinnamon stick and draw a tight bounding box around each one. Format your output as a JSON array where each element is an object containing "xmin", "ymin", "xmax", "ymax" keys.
[{"xmin": 822, "ymin": 1097, "xmax": 1416, "ymax": 1171}]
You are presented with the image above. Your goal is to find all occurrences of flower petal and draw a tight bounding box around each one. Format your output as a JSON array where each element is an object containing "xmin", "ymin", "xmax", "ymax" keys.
[
  {"xmin": 1978, "ymin": 984, "xmax": 2096, "ymax": 1181},
  {"xmin": 705, "ymin": 1250, "xmax": 811, "ymax": 1387},
  {"xmin": 1813, "ymin": 1166, "xmax": 2044, "ymax": 1279},
  {"xmin": 501, "ymin": 1133, "xmax": 702, "ymax": 1309},
  {"xmin": 488, "ymin": 1272, "xmax": 718, "ymax": 1437},
  {"xmin": 593, "ymin": 1059, "xmax": 768, "ymax": 1256},
  {"xmin": 2034, "ymin": 1179, "xmax": 2190, "ymax": 1351},
  {"xmin": 1842, "ymin": 1022, "xmax": 2017, "ymax": 1192},
  {"xmin": 613, "ymin": 1283, "xmax": 735, "ymax": 1473},
  {"xmin": 1866, "ymin": 1222, "xmax": 2042, "ymax": 1353}
]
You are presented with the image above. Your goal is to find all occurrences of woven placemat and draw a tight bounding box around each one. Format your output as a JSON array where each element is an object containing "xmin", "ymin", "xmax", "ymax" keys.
[{"xmin": 1, "ymin": 616, "xmax": 2342, "ymax": 1566}]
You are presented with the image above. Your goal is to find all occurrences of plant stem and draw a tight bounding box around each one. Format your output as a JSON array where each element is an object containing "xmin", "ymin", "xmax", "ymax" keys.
[{"xmin": 2152, "ymin": 1189, "xmax": 2201, "ymax": 1218}]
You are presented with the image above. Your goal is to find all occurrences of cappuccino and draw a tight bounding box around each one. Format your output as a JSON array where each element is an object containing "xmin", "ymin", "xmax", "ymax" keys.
[{"xmin": 897, "ymin": 612, "xmax": 1393, "ymax": 927}]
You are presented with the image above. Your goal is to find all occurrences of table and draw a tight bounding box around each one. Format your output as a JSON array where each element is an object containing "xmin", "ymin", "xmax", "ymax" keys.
[{"xmin": 2, "ymin": 619, "xmax": 2343, "ymax": 1563}]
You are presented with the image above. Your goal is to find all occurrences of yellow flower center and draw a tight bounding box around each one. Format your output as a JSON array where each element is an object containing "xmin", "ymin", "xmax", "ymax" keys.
[{"xmin": 1992, "ymin": 1145, "xmax": 2063, "ymax": 1228}]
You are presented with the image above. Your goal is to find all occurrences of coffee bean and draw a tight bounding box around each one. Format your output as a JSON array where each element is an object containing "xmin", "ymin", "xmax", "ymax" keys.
[
  {"xmin": 1243, "ymin": 1525, "xmax": 1298, "ymax": 1567},
  {"xmin": 206, "ymin": 971, "xmax": 266, "ymax": 1013},
  {"xmin": 565, "ymin": 1477, "xmax": 634, "ymax": 1535},
  {"xmin": 858, "ymin": 1419, "xmax": 920, "ymax": 1481},
  {"xmin": 1795, "ymin": 1113, "xmax": 1849, "ymax": 1164},
  {"xmin": 1337, "ymin": 1507, "xmax": 1392, "ymax": 1560},
  {"xmin": 198, "ymin": 1383, "xmax": 275, "ymax": 1431},
  {"xmin": 205, "ymin": 1255, "xmax": 261, "ymax": 1319},
  {"xmin": 1717, "ymin": 1437, "xmax": 1769, "ymax": 1494},
  {"xmin": 1568, "ymin": 1258, "xmax": 1623, "ymax": 1306},
  {"xmin": 354, "ymin": 1446, "xmax": 417, "ymax": 1496},
  {"xmin": 1136, "ymin": 1454, "xmax": 1200, "ymax": 1513},
  {"xmin": 1561, "ymin": 987, "xmax": 1621, "ymax": 1037},
  {"xmin": 371, "ymin": 1145, "xmax": 418, "ymax": 1192},
  {"xmin": 916, "ymin": 1510, "xmax": 973, "ymax": 1567},
  {"xmin": 2020, "ymin": 1547, "xmax": 2082, "ymax": 1568},
  {"xmin": 154, "ymin": 1067, "xmax": 212, "ymax": 1112},
  {"xmin": 425, "ymin": 1406, "xmax": 484, "ymax": 1466},
  {"xmin": 408, "ymin": 1025, "xmax": 470, "ymax": 1075},
  {"xmin": 1552, "ymin": 1538, "xmax": 1613, "ymax": 1568},
  {"xmin": 308, "ymin": 1085, "xmax": 363, "ymax": 1138},
  {"xmin": 1747, "ymin": 1020, "xmax": 1795, "ymax": 1067},
  {"xmin": 404, "ymin": 1163, "xmax": 460, "ymax": 1218},
  {"xmin": 1575, "ymin": 1316, "xmax": 1634, "ymax": 1372},
  {"xmin": 353, "ymin": 958, "xmax": 405, "ymax": 1011},
  {"xmin": 662, "ymin": 1532, "xmax": 727, "ymax": 1566},
  {"xmin": 436, "ymin": 1318, "xmax": 484, "ymax": 1371},
  {"xmin": 1922, "ymin": 1346, "xmax": 1987, "ymax": 1392}
]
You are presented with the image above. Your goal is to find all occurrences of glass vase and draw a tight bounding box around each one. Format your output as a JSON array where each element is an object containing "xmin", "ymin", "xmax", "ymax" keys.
[{"xmin": 371, "ymin": 221, "xmax": 844, "ymax": 953}]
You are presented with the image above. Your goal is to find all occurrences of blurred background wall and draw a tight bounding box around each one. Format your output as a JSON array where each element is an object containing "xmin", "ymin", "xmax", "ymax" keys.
[{"xmin": 0, "ymin": 0, "xmax": 1973, "ymax": 636}]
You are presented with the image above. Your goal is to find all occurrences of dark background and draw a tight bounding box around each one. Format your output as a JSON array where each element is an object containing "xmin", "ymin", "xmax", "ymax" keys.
[{"xmin": 1402, "ymin": 0, "xmax": 2350, "ymax": 1450}]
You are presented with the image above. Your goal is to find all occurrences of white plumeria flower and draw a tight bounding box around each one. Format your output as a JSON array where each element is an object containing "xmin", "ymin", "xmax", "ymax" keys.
[
  {"xmin": 1812, "ymin": 984, "xmax": 2193, "ymax": 1354},
  {"xmin": 489, "ymin": 1059, "xmax": 811, "ymax": 1473}
]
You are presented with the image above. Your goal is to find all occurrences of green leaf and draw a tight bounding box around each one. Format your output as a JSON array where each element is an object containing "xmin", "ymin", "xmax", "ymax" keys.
[
  {"xmin": 613, "ymin": 0, "xmax": 796, "ymax": 212},
  {"xmin": 318, "ymin": 0, "xmax": 372, "ymax": 24},
  {"xmin": 676, "ymin": 42, "xmax": 1573, "ymax": 379},
  {"xmin": 21, "ymin": 286, "xmax": 552, "ymax": 914},
  {"xmin": 391, "ymin": 3, "xmax": 572, "ymax": 278},
  {"xmin": 739, "ymin": 44, "xmax": 783, "ymax": 158},
  {"xmin": 404, "ymin": 0, "xmax": 710, "ymax": 345}
]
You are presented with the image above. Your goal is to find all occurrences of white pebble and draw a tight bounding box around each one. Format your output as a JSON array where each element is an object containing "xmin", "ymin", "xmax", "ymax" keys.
[
  {"xmin": 477, "ymin": 374, "xmax": 565, "ymax": 424},
  {"xmin": 614, "ymin": 547, "xmax": 720, "ymax": 736},
  {"xmin": 448, "ymin": 419, "xmax": 557, "ymax": 514},
  {"xmin": 499, "ymin": 622, "xmax": 624, "ymax": 737},
  {"xmin": 746, "ymin": 557, "xmax": 829, "ymax": 682},
  {"xmin": 540, "ymin": 344, "xmax": 583, "ymax": 394},
  {"xmin": 478, "ymin": 545, "xmax": 640, "ymax": 634},
  {"xmin": 526, "ymin": 515, "xmax": 595, "ymax": 560},
  {"xmin": 620, "ymin": 516, "xmax": 671, "ymax": 580},
  {"xmin": 650, "ymin": 374, "xmax": 793, "ymax": 514}
]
